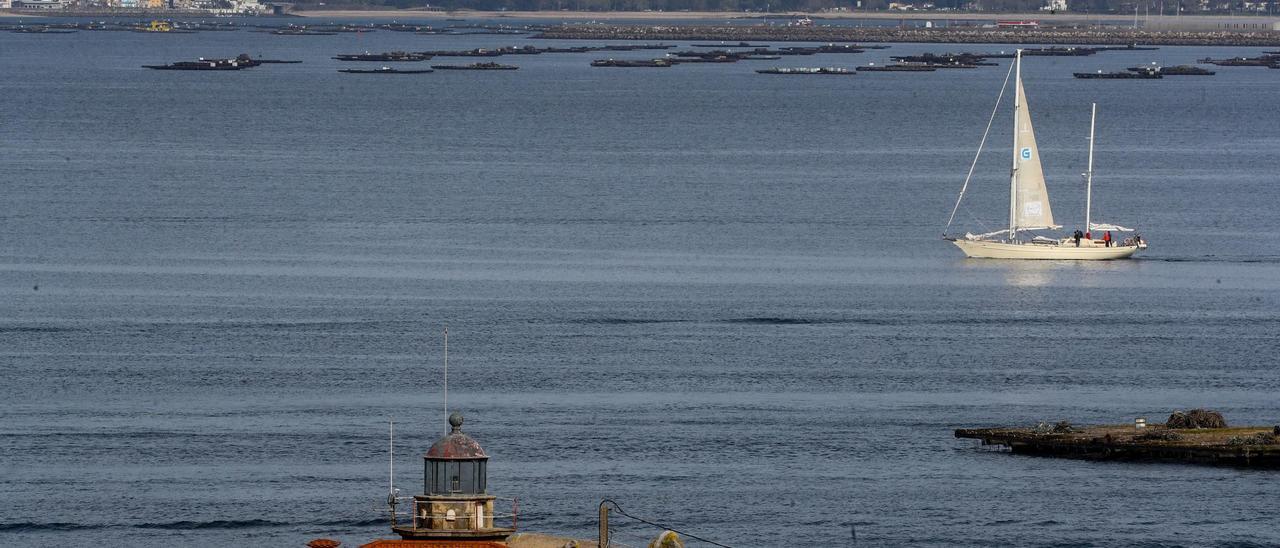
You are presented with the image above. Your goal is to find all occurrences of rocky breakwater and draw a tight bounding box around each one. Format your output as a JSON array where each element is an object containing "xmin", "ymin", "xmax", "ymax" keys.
[
  {"xmin": 533, "ymin": 24, "xmax": 1280, "ymax": 47},
  {"xmin": 956, "ymin": 409, "xmax": 1280, "ymax": 467}
]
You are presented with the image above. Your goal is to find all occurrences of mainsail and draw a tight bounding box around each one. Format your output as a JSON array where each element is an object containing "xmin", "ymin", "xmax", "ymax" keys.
[{"xmin": 1012, "ymin": 74, "xmax": 1058, "ymax": 231}]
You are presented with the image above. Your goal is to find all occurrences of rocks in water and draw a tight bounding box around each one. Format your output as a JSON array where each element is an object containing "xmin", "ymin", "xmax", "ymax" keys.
[
  {"xmin": 1166, "ymin": 409, "xmax": 1228, "ymax": 429},
  {"xmin": 648, "ymin": 531, "xmax": 684, "ymax": 548},
  {"xmin": 1052, "ymin": 420, "xmax": 1074, "ymax": 433}
]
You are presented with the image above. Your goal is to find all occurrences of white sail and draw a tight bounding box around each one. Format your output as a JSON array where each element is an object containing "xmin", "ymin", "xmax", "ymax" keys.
[{"xmin": 1012, "ymin": 74, "xmax": 1059, "ymax": 231}]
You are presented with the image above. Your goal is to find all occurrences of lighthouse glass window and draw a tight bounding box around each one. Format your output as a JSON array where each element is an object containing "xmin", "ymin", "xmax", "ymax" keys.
[{"xmin": 430, "ymin": 460, "xmax": 483, "ymax": 494}]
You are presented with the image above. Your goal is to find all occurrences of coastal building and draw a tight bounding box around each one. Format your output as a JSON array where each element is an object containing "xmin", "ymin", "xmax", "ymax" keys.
[
  {"xmin": 361, "ymin": 413, "xmax": 517, "ymax": 548},
  {"xmin": 11, "ymin": 0, "xmax": 65, "ymax": 8}
]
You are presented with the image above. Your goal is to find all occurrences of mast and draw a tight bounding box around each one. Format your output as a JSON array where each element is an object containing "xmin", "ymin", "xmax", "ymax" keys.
[
  {"xmin": 389, "ymin": 418, "xmax": 397, "ymax": 526},
  {"xmin": 1009, "ymin": 50, "xmax": 1022, "ymax": 240},
  {"xmin": 389, "ymin": 419, "xmax": 394, "ymax": 495},
  {"xmin": 1085, "ymin": 103, "xmax": 1096, "ymax": 235},
  {"xmin": 443, "ymin": 327, "xmax": 449, "ymax": 433}
]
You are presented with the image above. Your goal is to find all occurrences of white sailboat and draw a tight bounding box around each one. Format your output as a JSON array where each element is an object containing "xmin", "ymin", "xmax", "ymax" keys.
[{"xmin": 944, "ymin": 50, "xmax": 1148, "ymax": 260}]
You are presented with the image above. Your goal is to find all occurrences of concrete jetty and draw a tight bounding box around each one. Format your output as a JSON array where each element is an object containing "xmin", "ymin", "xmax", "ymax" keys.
[{"xmin": 533, "ymin": 24, "xmax": 1280, "ymax": 47}]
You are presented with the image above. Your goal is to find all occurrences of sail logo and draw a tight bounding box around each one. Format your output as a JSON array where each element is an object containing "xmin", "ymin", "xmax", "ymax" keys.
[
  {"xmin": 1024, "ymin": 201, "xmax": 1043, "ymax": 217},
  {"xmin": 1020, "ymin": 147, "xmax": 1032, "ymax": 160}
]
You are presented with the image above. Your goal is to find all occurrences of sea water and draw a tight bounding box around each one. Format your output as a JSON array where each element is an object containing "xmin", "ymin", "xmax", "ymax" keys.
[{"xmin": 1, "ymin": 22, "xmax": 1279, "ymax": 547}]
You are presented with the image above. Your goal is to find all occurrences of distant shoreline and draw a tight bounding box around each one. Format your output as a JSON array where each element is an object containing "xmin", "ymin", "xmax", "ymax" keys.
[
  {"xmin": 534, "ymin": 23, "xmax": 1280, "ymax": 46},
  {"xmin": 290, "ymin": 9, "xmax": 1269, "ymax": 23},
  {"xmin": 4, "ymin": 7, "xmax": 1276, "ymax": 24}
]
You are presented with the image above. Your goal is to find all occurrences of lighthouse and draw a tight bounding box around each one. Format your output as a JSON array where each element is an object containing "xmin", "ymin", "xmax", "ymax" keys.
[{"xmin": 361, "ymin": 412, "xmax": 515, "ymax": 547}]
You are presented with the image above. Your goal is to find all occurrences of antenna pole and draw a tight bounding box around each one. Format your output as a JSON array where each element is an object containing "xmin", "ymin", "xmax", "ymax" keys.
[
  {"xmin": 443, "ymin": 327, "xmax": 449, "ymax": 430},
  {"xmin": 389, "ymin": 418, "xmax": 397, "ymax": 526},
  {"xmin": 390, "ymin": 419, "xmax": 395, "ymax": 495},
  {"xmin": 1086, "ymin": 103, "xmax": 1096, "ymax": 236}
]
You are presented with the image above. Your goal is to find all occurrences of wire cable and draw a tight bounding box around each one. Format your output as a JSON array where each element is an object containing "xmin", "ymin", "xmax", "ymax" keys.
[{"xmin": 601, "ymin": 499, "xmax": 734, "ymax": 548}]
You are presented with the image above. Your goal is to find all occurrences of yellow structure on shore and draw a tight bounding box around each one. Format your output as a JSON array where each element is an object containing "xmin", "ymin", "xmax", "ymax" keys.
[{"xmin": 140, "ymin": 20, "xmax": 172, "ymax": 32}]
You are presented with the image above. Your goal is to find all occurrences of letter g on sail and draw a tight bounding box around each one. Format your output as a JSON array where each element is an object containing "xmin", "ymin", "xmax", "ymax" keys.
[{"xmin": 1020, "ymin": 147, "xmax": 1032, "ymax": 160}]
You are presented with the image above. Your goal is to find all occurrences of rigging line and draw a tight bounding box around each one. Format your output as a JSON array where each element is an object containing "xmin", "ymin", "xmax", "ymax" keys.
[
  {"xmin": 944, "ymin": 58, "xmax": 1017, "ymax": 235},
  {"xmin": 601, "ymin": 500, "xmax": 734, "ymax": 548}
]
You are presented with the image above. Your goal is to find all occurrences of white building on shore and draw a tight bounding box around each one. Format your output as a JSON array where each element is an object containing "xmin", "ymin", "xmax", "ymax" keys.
[{"xmin": 11, "ymin": 0, "xmax": 66, "ymax": 8}]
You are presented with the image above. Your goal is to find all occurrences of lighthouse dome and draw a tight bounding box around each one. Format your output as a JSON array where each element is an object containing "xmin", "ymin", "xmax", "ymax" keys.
[
  {"xmin": 423, "ymin": 413, "xmax": 488, "ymax": 495},
  {"xmin": 426, "ymin": 412, "xmax": 488, "ymax": 460}
]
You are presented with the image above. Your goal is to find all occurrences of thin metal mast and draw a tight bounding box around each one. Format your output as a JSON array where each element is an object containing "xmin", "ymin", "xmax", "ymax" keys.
[
  {"xmin": 1086, "ymin": 103, "xmax": 1096, "ymax": 235},
  {"xmin": 388, "ymin": 418, "xmax": 397, "ymax": 526},
  {"xmin": 443, "ymin": 327, "xmax": 449, "ymax": 431},
  {"xmin": 389, "ymin": 419, "xmax": 395, "ymax": 495},
  {"xmin": 1009, "ymin": 50, "xmax": 1022, "ymax": 240}
]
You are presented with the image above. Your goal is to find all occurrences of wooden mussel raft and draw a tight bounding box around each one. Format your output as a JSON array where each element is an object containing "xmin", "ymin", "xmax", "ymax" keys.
[{"xmin": 956, "ymin": 409, "xmax": 1280, "ymax": 467}]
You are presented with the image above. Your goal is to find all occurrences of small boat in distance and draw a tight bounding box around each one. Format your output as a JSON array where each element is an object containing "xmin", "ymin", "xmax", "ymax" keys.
[
  {"xmin": 944, "ymin": 50, "xmax": 1147, "ymax": 260},
  {"xmin": 590, "ymin": 58, "xmax": 672, "ymax": 67},
  {"xmin": 430, "ymin": 62, "xmax": 519, "ymax": 70},
  {"xmin": 1074, "ymin": 67, "xmax": 1162, "ymax": 79},
  {"xmin": 143, "ymin": 55, "xmax": 259, "ymax": 70},
  {"xmin": 756, "ymin": 67, "xmax": 854, "ymax": 75},
  {"xmin": 333, "ymin": 51, "xmax": 430, "ymax": 62},
  {"xmin": 338, "ymin": 66, "xmax": 433, "ymax": 74},
  {"xmin": 857, "ymin": 62, "xmax": 936, "ymax": 72},
  {"xmin": 1127, "ymin": 64, "xmax": 1215, "ymax": 75},
  {"xmin": 692, "ymin": 41, "xmax": 770, "ymax": 48}
]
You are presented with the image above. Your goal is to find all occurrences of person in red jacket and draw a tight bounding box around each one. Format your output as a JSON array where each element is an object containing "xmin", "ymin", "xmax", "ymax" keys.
[{"xmin": 1103, "ymin": 231, "xmax": 1112, "ymax": 247}]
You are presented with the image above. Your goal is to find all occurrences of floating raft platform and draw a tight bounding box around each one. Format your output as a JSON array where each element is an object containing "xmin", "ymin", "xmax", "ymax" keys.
[{"xmin": 956, "ymin": 424, "xmax": 1280, "ymax": 467}]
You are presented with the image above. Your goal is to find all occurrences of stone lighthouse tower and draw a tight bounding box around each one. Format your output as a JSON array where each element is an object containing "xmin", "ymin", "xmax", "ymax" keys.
[{"xmin": 390, "ymin": 412, "xmax": 515, "ymax": 543}]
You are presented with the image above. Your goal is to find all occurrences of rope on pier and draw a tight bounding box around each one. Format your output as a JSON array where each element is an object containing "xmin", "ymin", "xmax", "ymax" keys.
[{"xmin": 600, "ymin": 499, "xmax": 734, "ymax": 548}]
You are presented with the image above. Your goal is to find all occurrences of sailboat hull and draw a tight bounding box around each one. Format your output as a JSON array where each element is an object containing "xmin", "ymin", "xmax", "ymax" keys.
[{"xmin": 951, "ymin": 239, "xmax": 1140, "ymax": 260}]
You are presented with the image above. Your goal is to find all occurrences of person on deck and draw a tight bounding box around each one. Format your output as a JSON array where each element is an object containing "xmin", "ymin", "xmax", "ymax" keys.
[
  {"xmin": 1103, "ymin": 231, "xmax": 1112, "ymax": 247},
  {"xmin": 1073, "ymin": 230, "xmax": 1082, "ymax": 247}
]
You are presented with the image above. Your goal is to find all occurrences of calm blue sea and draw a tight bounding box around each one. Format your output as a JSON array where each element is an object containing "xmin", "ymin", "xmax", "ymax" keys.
[{"xmin": 1, "ymin": 19, "xmax": 1279, "ymax": 547}]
